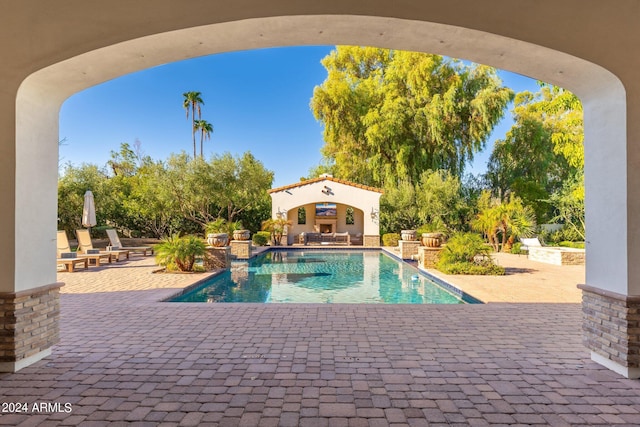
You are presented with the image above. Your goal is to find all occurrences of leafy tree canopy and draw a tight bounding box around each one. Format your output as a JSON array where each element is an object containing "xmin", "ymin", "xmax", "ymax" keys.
[
  {"xmin": 311, "ymin": 46, "xmax": 514, "ymax": 186},
  {"xmin": 485, "ymin": 84, "xmax": 583, "ymax": 222}
]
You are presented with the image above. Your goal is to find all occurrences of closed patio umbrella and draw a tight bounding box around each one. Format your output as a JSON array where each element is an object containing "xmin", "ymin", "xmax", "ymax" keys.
[{"xmin": 82, "ymin": 190, "xmax": 96, "ymax": 232}]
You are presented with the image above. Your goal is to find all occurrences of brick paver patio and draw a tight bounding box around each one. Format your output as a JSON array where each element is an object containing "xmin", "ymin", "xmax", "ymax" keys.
[{"xmin": 1, "ymin": 253, "xmax": 639, "ymax": 426}]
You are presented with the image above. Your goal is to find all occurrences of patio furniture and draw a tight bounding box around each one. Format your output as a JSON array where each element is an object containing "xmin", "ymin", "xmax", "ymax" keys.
[
  {"xmin": 350, "ymin": 233, "xmax": 363, "ymax": 246},
  {"xmin": 303, "ymin": 232, "xmax": 351, "ymax": 245},
  {"xmin": 520, "ymin": 237, "xmax": 542, "ymax": 253},
  {"xmin": 57, "ymin": 230, "xmax": 113, "ymax": 266},
  {"xmin": 106, "ymin": 229, "xmax": 154, "ymax": 256},
  {"xmin": 333, "ymin": 232, "xmax": 351, "ymax": 245},
  {"xmin": 76, "ymin": 229, "xmax": 130, "ymax": 261},
  {"xmin": 57, "ymin": 255, "xmax": 89, "ymax": 272}
]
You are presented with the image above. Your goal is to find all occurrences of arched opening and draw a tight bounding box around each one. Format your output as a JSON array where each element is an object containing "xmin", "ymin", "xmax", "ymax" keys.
[{"xmin": 4, "ymin": 13, "xmax": 634, "ymax": 377}]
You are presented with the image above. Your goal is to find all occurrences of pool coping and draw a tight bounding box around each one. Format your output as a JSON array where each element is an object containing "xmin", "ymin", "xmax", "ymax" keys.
[{"xmin": 164, "ymin": 246, "xmax": 484, "ymax": 304}]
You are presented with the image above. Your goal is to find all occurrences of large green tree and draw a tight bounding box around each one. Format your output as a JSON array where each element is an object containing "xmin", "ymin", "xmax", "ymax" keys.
[
  {"xmin": 311, "ymin": 46, "xmax": 513, "ymax": 186},
  {"xmin": 486, "ymin": 84, "xmax": 583, "ymax": 223}
]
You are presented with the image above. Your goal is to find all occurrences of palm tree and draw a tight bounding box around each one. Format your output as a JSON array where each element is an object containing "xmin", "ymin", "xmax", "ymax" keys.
[
  {"xmin": 194, "ymin": 119, "xmax": 214, "ymax": 159},
  {"xmin": 182, "ymin": 91, "xmax": 204, "ymax": 159}
]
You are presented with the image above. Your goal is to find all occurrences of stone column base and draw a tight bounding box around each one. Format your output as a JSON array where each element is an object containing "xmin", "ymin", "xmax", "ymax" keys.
[
  {"xmin": 0, "ymin": 282, "xmax": 63, "ymax": 372},
  {"xmin": 205, "ymin": 246, "xmax": 231, "ymax": 270},
  {"xmin": 363, "ymin": 235, "xmax": 380, "ymax": 247},
  {"xmin": 578, "ymin": 284, "xmax": 640, "ymax": 379},
  {"xmin": 398, "ymin": 240, "xmax": 421, "ymax": 260},
  {"xmin": 418, "ymin": 247, "xmax": 443, "ymax": 269},
  {"xmin": 230, "ymin": 240, "xmax": 252, "ymax": 260}
]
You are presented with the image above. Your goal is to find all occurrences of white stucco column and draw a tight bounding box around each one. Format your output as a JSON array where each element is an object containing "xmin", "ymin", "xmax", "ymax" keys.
[
  {"xmin": 578, "ymin": 78, "xmax": 640, "ymax": 379},
  {"xmin": 0, "ymin": 83, "xmax": 63, "ymax": 372}
]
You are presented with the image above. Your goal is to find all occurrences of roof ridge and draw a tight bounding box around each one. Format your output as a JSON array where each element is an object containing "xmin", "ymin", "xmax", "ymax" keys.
[{"xmin": 268, "ymin": 176, "xmax": 383, "ymax": 194}]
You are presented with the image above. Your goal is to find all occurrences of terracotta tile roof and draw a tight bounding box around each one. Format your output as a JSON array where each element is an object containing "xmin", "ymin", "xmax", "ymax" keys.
[{"xmin": 268, "ymin": 176, "xmax": 384, "ymax": 194}]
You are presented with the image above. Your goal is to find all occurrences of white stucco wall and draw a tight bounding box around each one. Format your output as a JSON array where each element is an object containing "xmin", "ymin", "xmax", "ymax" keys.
[{"xmin": 270, "ymin": 179, "xmax": 382, "ymax": 241}]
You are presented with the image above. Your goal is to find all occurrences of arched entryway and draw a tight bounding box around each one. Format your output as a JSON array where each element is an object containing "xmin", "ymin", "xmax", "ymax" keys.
[
  {"xmin": 268, "ymin": 175, "xmax": 382, "ymax": 246},
  {"xmin": 1, "ymin": 3, "xmax": 637, "ymax": 377}
]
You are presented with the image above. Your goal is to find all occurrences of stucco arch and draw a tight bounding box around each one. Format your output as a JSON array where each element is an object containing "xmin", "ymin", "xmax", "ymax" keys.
[{"xmin": 2, "ymin": 3, "xmax": 637, "ymax": 376}]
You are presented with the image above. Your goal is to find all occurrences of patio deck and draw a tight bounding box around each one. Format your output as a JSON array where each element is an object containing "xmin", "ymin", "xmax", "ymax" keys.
[{"xmin": 1, "ymin": 253, "xmax": 639, "ymax": 426}]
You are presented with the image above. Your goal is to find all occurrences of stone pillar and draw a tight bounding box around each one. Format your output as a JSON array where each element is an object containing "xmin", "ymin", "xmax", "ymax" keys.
[
  {"xmin": 0, "ymin": 283, "xmax": 64, "ymax": 372},
  {"xmin": 363, "ymin": 235, "xmax": 380, "ymax": 247},
  {"xmin": 230, "ymin": 240, "xmax": 252, "ymax": 260},
  {"xmin": 418, "ymin": 247, "xmax": 442, "ymax": 269},
  {"xmin": 578, "ymin": 285, "xmax": 640, "ymax": 379},
  {"xmin": 204, "ymin": 247, "xmax": 231, "ymax": 270},
  {"xmin": 398, "ymin": 240, "xmax": 421, "ymax": 260}
]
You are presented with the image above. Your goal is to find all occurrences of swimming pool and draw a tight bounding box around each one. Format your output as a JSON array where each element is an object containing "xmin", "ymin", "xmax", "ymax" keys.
[{"xmin": 170, "ymin": 250, "xmax": 479, "ymax": 304}]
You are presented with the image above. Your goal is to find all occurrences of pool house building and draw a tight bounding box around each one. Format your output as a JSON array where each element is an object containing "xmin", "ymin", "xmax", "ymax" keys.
[{"xmin": 268, "ymin": 175, "xmax": 383, "ymax": 246}]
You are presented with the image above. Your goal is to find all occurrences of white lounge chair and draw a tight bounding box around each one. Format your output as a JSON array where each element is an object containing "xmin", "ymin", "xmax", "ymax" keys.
[
  {"xmin": 76, "ymin": 229, "xmax": 130, "ymax": 261},
  {"xmin": 520, "ymin": 237, "xmax": 542, "ymax": 252},
  {"xmin": 106, "ymin": 229, "xmax": 153, "ymax": 256},
  {"xmin": 58, "ymin": 230, "xmax": 113, "ymax": 267}
]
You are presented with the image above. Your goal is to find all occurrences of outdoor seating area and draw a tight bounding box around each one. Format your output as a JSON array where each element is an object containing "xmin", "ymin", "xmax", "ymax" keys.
[
  {"xmin": 56, "ymin": 229, "xmax": 152, "ymax": 272},
  {"xmin": 300, "ymin": 231, "xmax": 352, "ymax": 245}
]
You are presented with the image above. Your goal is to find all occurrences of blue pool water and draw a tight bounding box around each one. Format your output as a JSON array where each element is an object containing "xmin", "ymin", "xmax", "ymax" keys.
[{"xmin": 170, "ymin": 250, "xmax": 478, "ymax": 304}]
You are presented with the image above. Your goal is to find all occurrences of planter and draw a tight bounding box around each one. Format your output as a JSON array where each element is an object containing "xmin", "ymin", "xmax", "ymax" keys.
[
  {"xmin": 401, "ymin": 230, "xmax": 417, "ymax": 241},
  {"xmin": 232, "ymin": 229, "xmax": 251, "ymax": 241},
  {"xmin": 421, "ymin": 232, "xmax": 442, "ymax": 248},
  {"xmin": 207, "ymin": 233, "xmax": 228, "ymax": 247}
]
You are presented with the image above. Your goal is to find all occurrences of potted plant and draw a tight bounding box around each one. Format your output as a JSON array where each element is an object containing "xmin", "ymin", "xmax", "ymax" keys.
[
  {"xmin": 417, "ymin": 221, "xmax": 447, "ymax": 248},
  {"xmin": 204, "ymin": 218, "xmax": 229, "ymax": 247},
  {"xmin": 229, "ymin": 221, "xmax": 250, "ymax": 241},
  {"xmin": 400, "ymin": 230, "xmax": 417, "ymax": 241}
]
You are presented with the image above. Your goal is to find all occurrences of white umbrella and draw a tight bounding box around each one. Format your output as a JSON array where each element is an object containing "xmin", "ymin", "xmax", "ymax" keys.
[{"xmin": 82, "ymin": 190, "xmax": 96, "ymax": 231}]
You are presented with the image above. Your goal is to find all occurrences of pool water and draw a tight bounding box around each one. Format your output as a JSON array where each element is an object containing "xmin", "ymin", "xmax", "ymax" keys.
[{"xmin": 170, "ymin": 250, "xmax": 475, "ymax": 304}]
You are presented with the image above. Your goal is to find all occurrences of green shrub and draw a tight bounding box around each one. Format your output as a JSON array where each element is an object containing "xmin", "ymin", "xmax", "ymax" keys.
[
  {"xmin": 438, "ymin": 232, "xmax": 490, "ymax": 264},
  {"xmin": 436, "ymin": 232, "xmax": 504, "ymax": 275},
  {"xmin": 382, "ymin": 233, "xmax": 400, "ymax": 247},
  {"xmin": 155, "ymin": 234, "xmax": 206, "ymax": 272},
  {"xmin": 437, "ymin": 261, "xmax": 505, "ymax": 275},
  {"xmin": 557, "ymin": 241, "xmax": 585, "ymax": 249},
  {"xmin": 510, "ymin": 242, "xmax": 523, "ymax": 254},
  {"xmin": 252, "ymin": 231, "xmax": 271, "ymax": 246}
]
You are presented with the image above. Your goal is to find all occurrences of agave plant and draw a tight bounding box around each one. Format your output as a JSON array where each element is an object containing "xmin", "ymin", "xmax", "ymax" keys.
[{"xmin": 155, "ymin": 234, "xmax": 206, "ymax": 272}]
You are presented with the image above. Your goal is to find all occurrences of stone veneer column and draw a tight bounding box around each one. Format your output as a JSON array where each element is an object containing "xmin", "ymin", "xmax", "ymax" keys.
[
  {"xmin": 398, "ymin": 240, "xmax": 421, "ymax": 260},
  {"xmin": 230, "ymin": 240, "xmax": 252, "ymax": 260},
  {"xmin": 578, "ymin": 284, "xmax": 640, "ymax": 379},
  {"xmin": 204, "ymin": 247, "xmax": 231, "ymax": 270},
  {"xmin": 0, "ymin": 282, "xmax": 63, "ymax": 372},
  {"xmin": 418, "ymin": 247, "xmax": 442, "ymax": 269},
  {"xmin": 363, "ymin": 235, "xmax": 380, "ymax": 247}
]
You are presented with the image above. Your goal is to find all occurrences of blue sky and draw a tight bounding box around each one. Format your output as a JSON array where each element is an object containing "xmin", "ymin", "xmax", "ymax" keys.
[{"xmin": 59, "ymin": 46, "xmax": 540, "ymax": 187}]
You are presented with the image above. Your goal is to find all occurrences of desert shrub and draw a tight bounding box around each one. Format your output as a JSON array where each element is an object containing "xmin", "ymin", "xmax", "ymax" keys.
[
  {"xmin": 155, "ymin": 234, "xmax": 206, "ymax": 272},
  {"xmin": 436, "ymin": 232, "xmax": 504, "ymax": 275},
  {"xmin": 252, "ymin": 231, "xmax": 271, "ymax": 246},
  {"xmin": 437, "ymin": 260, "xmax": 505, "ymax": 275},
  {"xmin": 382, "ymin": 233, "xmax": 400, "ymax": 247},
  {"xmin": 510, "ymin": 242, "xmax": 523, "ymax": 254}
]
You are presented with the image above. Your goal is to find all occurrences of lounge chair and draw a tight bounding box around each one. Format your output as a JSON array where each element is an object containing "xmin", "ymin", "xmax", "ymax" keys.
[
  {"xmin": 75, "ymin": 229, "xmax": 130, "ymax": 261},
  {"xmin": 106, "ymin": 229, "xmax": 153, "ymax": 256},
  {"xmin": 57, "ymin": 256, "xmax": 89, "ymax": 272},
  {"xmin": 520, "ymin": 237, "xmax": 542, "ymax": 253},
  {"xmin": 57, "ymin": 230, "xmax": 113, "ymax": 266}
]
